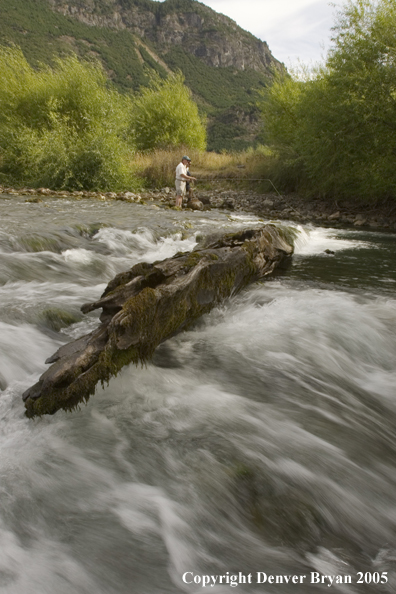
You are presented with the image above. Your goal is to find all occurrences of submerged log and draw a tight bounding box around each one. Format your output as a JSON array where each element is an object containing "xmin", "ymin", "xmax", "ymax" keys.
[{"xmin": 23, "ymin": 225, "xmax": 294, "ymax": 417}]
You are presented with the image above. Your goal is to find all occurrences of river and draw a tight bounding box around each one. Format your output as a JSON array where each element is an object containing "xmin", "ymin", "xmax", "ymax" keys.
[{"xmin": 0, "ymin": 196, "xmax": 395, "ymax": 594}]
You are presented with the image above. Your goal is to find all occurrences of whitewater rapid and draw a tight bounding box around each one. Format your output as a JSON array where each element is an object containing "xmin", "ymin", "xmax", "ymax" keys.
[{"xmin": 0, "ymin": 196, "xmax": 395, "ymax": 593}]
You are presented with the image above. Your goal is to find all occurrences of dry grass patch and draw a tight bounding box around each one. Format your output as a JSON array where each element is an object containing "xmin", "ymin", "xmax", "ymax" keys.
[{"xmin": 130, "ymin": 146, "xmax": 274, "ymax": 188}]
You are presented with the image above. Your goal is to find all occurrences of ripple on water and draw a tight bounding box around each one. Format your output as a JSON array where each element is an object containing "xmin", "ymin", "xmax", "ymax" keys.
[{"xmin": 0, "ymin": 197, "xmax": 396, "ymax": 593}]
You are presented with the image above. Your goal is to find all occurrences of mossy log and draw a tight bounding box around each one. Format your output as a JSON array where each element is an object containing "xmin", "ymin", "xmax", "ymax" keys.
[{"xmin": 23, "ymin": 225, "xmax": 294, "ymax": 417}]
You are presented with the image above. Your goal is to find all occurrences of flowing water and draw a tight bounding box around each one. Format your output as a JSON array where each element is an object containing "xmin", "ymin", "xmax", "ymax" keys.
[{"xmin": 1, "ymin": 196, "xmax": 396, "ymax": 594}]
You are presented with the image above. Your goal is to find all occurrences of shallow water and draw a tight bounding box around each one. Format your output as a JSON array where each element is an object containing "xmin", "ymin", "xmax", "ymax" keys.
[{"xmin": 1, "ymin": 195, "xmax": 396, "ymax": 593}]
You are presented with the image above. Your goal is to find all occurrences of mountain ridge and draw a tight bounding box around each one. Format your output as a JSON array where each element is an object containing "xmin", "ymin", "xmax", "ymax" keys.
[
  {"xmin": 0, "ymin": 0, "xmax": 283, "ymax": 150},
  {"xmin": 48, "ymin": 0, "xmax": 279, "ymax": 74}
]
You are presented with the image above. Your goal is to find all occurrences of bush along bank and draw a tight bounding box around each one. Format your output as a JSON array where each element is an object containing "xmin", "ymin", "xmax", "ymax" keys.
[
  {"xmin": 2, "ymin": 184, "xmax": 396, "ymax": 232},
  {"xmin": 259, "ymin": 0, "xmax": 396, "ymax": 204}
]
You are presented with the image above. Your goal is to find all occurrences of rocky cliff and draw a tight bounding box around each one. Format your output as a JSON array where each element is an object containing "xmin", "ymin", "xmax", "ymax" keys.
[{"xmin": 47, "ymin": 0, "xmax": 280, "ymax": 75}]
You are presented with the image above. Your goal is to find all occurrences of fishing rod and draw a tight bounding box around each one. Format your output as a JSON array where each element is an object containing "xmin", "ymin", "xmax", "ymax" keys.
[{"xmin": 194, "ymin": 178, "xmax": 283, "ymax": 197}]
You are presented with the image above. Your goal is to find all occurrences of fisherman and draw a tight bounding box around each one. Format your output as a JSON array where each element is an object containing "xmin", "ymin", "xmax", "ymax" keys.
[{"xmin": 175, "ymin": 156, "xmax": 196, "ymax": 208}]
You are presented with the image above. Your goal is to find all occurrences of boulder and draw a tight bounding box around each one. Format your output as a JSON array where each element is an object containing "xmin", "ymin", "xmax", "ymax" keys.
[
  {"xmin": 186, "ymin": 198, "xmax": 204, "ymax": 210},
  {"xmin": 328, "ymin": 211, "xmax": 340, "ymax": 220}
]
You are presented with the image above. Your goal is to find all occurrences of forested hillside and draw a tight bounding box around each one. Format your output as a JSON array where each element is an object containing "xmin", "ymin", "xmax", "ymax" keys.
[{"xmin": 0, "ymin": 0, "xmax": 282, "ymax": 151}]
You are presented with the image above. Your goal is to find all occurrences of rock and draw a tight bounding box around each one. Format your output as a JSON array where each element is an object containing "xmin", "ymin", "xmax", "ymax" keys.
[
  {"xmin": 263, "ymin": 199, "xmax": 274, "ymax": 208},
  {"xmin": 354, "ymin": 219, "xmax": 367, "ymax": 226},
  {"xmin": 186, "ymin": 198, "xmax": 204, "ymax": 210},
  {"xmin": 221, "ymin": 198, "xmax": 235, "ymax": 210},
  {"xmin": 22, "ymin": 225, "xmax": 294, "ymax": 417},
  {"xmin": 199, "ymin": 195, "xmax": 211, "ymax": 205},
  {"xmin": 118, "ymin": 191, "xmax": 134, "ymax": 201},
  {"xmin": 39, "ymin": 308, "xmax": 81, "ymax": 332},
  {"xmin": 328, "ymin": 211, "xmax": 340, "ymax": 220},
  {"xmin": 25, "ymin": 197, "xmax": 43, "ymax": 203}
]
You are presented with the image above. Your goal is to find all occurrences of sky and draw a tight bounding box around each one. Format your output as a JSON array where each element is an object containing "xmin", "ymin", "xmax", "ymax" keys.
[{"xmin": 191, "ymin": 0, "xmax": 345, "ymax": 66}]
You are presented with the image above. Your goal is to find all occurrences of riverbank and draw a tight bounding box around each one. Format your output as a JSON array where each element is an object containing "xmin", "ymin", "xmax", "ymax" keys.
[
  {"xmin": 198, "ymin": 188, "xmax": 396, "ymax": 231},
  {"xmin": 1, "ymin": 184, "xmax": 395, "ymax": 231}
]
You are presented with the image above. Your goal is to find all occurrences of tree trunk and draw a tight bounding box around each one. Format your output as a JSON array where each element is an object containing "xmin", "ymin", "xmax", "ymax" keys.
[{"xmin": 23, "ymin": 225, "xmax": 294, "ymax": 417}]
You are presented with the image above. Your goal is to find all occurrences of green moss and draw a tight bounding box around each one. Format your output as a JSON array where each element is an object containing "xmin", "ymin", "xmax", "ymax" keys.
[
  {"xmin": 241, "ymin": 241, "xmax": 262, "ymax": 276},
  {"xmin": 184, "ymin": 251, "xmax": 205, "ymax": 268},
  {"xmin": 39, "ymin": 308, "xmax": 81, "ymax": 331},
  {"xmin": 25, "ymin": 362, "xmax": 100, "ymax": 417},
  {"xmin": 20, "ymin": 234, "xmax": 62, "ymax": 253},
  {"xmin": 232, "ymin": 462, "xmax": 255, "ymax": 479},
  {"xmin": 228, "ymin": 462, "xmax": 264, "ymax": 528},
  {"xmin": 271, "ymin": 223, "xmax": 299, "ymax": 247}
]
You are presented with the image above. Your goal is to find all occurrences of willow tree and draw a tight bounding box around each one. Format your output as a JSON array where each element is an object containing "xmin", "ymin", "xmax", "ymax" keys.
[
  {"xmin": 259, "ymin": 69, "xmax": 307, "ymax": 191},
  {"xmin": 260, "ymin": 0, "xmax": 396, "ymax": 201},
  {"xmin": 131, "ymin": 72, "xmax": 207, "ymax": 151},
  {"xmin": 0, "ymin": 47, "xmax": 136, "ymax": 190}
]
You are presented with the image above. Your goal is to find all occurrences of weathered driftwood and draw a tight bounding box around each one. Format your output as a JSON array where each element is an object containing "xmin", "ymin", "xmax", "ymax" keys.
[{"xmin": 23, "ymin": 225, "xmax": 294, "ymax": 417}]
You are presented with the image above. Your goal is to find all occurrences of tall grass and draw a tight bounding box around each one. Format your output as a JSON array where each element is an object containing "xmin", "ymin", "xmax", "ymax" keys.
[{"xmin": 131, "ymin": 146, "xmax": 275, "ymax": 189}]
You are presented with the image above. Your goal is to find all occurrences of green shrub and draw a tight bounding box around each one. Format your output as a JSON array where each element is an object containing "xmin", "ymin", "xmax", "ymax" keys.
[
  {"xmin": 131, "ymin": 72, "xmax": 207, "ymax": 151},
  {"xmin": 259, "ymin": 0, "xmax": 396, "ymax": 201},
  {"xmin": 0, "ymin": 47, "xmax": 137, "ymax": 190}
]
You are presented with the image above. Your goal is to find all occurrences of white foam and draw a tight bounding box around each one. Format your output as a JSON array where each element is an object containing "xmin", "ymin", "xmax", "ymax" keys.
[
  {"xmin": 294, "ymin": 225, "xmax": 372, "ymax": 255},
  {"xmin": 0, "ymin": 322, "xmax": 59, "ymax": 387},
  {"xmin": 62, "ymin": 248, "xmax": 95, "ymax": 264},
  {"xmin": 94, "ymin": 226, "xmax": 197, "ymax": 263}
]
